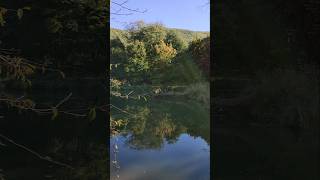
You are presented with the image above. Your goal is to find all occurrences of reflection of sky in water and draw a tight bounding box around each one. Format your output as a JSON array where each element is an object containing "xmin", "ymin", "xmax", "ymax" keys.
[{"xmin": 110, "ymin": 134, "xmax": 210, "ymax": 180}]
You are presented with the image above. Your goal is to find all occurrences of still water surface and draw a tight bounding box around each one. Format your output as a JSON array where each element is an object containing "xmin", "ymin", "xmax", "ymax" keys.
[{"xmin": 110, "ymin": 98, "xmax": 210, "ymax": 180}]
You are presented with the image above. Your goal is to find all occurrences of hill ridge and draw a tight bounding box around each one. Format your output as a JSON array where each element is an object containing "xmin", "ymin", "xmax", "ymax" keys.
[{"xmin": 110, "ymin": 27, "xmax": 209, "ymax": 43}]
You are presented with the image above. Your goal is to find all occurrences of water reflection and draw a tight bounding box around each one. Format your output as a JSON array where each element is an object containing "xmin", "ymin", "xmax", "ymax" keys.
[{"xmin": 110, "ymin": 98, "xmax": 210, "ymax": 180}]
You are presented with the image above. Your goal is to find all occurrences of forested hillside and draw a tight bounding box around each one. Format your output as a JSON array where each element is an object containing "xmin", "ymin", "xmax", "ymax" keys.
[
  {"xmin": 110, "ymin": 22, "xmax": 210, "ymax": 85},
  {"xmin": 111, "ymin": 27, "xmax": 209, "ymax": 42}
]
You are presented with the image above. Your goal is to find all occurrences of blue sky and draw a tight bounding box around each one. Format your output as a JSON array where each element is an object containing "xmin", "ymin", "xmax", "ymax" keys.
[{"xmin": 110, "ymin": 0, "xmax": 210, "ymax": 32}]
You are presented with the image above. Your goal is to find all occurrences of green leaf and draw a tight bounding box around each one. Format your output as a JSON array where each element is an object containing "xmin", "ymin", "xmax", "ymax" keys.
[
  {"xmin": 59, "ymin": 71, "xmax": 65, "ymax": 79},
  {"xmin": 0, "ymin": 18, "xmax": 5, "ymax": 26},
  {"xmin": 51, "ymin": 108, "xmax": 58, "ymax": 120},
  {"xmin": 42, "ymin": 66, "xmax": 46, "ymax": 74},
  {"xmin": 88, "ymin": 108, "xmax": 96, "ymax": 121},
  {"xmin": 17, "ymin": 9, "xmax": 23, "ymax": 20},
  {"xmin": 26, "ymin": 79, "xmax": 32, "ymax": 87},
  {"xmin": 0, "ymin": 7, "xmax": 7, "ymax": 13},
  {"xmin": 48, "ymin": 18, "xmax": 62, "ymax": 33},
  {"xmin": 0, "ymin": 8, "xmax": 7, "ymax": 26},
  {"xmin": 22, "ymin": 6, "xmax": 31, "ymax": 10}
]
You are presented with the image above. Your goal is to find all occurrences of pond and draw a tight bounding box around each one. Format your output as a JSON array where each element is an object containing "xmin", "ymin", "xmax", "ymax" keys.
[{"xmin": 110, "ymin": 97, "xmax": 210, "ymax": 180}]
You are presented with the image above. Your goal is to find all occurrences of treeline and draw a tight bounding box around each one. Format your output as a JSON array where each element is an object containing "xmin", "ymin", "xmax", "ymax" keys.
[{"xmin": 110, "ymin": 21, "xmax": 210, "ymax": 85}]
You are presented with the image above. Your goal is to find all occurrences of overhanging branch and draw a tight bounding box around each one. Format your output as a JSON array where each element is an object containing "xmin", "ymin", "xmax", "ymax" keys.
[{"xmin": 111, "ymin": 0, "xmax": 147, "ymax": 16}]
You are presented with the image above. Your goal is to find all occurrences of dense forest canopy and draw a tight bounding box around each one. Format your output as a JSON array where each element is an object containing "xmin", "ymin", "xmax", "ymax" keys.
[{"xmin": 110, "ymin": 21, "xmax": 210, "ymax": 84}]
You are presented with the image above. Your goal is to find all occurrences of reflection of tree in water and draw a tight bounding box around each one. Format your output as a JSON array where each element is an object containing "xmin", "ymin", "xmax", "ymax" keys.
[
  {"xmin": 126, "ymin": 113, "xmax": 181, "ymax": 149},
  {"xmin": 126, "ymin": 106, "xmax": 150, "ymax": 135},
  {"xmin": 112, "ymin": 100, "xmax": 209, "ymax": 150}
]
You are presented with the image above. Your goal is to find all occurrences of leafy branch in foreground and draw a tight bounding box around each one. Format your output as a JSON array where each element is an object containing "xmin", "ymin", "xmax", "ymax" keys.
[
  {"xmin": 0, "ymin": 54, "xmax": 66, "ymax": 85},
  {"xmin": 0, "ymin": 6, "xmax": 31, "ymax": 26}
]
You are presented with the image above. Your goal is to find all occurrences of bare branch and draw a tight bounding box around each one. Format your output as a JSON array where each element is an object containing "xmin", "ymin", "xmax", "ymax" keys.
[
  {"xmin": 110, "ymin": 104, "xmax": 136, "ymax": 116},
  {"xmin": 111, "ymin": 12, "xmax": 133, "ymax": 16},
  {"xmin": 0, "ymin": 133, "xmax": 74, "ymax": 169},
  {"xmin": 112, "ymin": 1, "xmax": 147, "ymax": 13},
  {"xmin": 54, "ymin": 92, "xmax": 72, "ymax": 108},
  {"xmin": 119, "ymin": 0, "xmax": 129, "ymax": 6},
  {"xmin": 111, "ymin": 0, "xmax": 147, "ymax": 15}
]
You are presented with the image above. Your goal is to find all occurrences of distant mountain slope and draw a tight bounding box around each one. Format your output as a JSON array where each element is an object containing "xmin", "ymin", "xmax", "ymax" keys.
[
  {"xmin": 167, "ymin": 28, "xmax": 209, "ymax": 43},
  {"xmin": 110, "ymin": 27, "xmax": 209, "ymax": 43}
]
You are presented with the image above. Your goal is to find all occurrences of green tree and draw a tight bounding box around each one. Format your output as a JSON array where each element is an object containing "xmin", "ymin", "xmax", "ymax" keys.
[
  {"xmin": 153, "ymin": 40, "xmax": 177, "ymax": 68},
  {"xmin": 189, "ymin": 37, "xmax": 210, "ymax": 76},
  {"xmin": 125, "ymin": 40, "xmax": 149, "ymax": 73},
  {"xmin": 165, "ymin": 30, "xmax": 187, "ymax": 52},
  {"xmin": 129, "ymin": 22, "xmax": 167, "ymax": 56}
]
